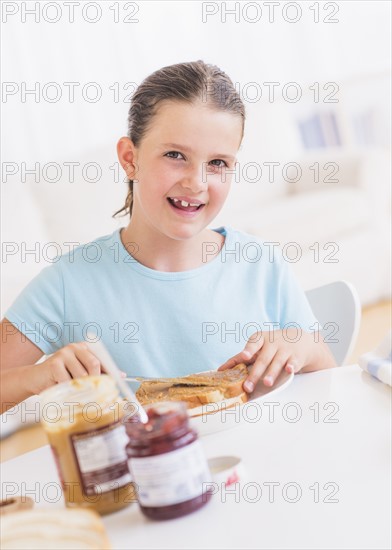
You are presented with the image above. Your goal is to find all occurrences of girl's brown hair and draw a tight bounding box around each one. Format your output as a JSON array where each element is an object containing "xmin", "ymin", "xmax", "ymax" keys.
[{"xmin": 113, "ymin": 60, "xmax": 246, "ymax": 218}]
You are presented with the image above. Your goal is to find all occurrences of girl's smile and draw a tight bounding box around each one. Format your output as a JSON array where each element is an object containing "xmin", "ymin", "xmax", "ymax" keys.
[{"xmin": 166, "ymin": 196, "xmax": 206, "ymax": 216}]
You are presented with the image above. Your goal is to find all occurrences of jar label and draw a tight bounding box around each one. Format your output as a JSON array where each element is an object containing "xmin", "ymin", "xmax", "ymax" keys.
[
  {"xmin": 71, "ymin": 422, "xmax": 132, "ymax": 496},
  {"xmin": 128, "ymin": 440, "xmax": 212, "ymax": 507}
]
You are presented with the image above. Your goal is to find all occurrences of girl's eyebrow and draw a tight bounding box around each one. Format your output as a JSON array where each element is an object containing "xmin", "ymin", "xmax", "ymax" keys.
[{"xmin": 161, "ymin": 142, "xmax": 235, "ymax": 161}]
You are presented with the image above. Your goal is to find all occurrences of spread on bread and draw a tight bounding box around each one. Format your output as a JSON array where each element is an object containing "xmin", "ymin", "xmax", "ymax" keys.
[{"xmin": 136, "ymin": 363, "xmax": 249, "ymax": 416}]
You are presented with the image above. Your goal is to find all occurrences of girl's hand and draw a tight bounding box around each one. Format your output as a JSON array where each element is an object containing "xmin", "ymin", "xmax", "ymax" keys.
[
  {"xmin": 218, "ymin": 329, "xmax": 320, "ymax": 393},
  {"xmin": 32, "ymin": 342, "xmax": 126, "ymax": 395}
]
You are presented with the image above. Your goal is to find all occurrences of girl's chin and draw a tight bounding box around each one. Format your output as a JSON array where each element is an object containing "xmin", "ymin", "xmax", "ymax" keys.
[{"xmin": 162, "ymin": 219, "xmax": 212, "ymax": 241}]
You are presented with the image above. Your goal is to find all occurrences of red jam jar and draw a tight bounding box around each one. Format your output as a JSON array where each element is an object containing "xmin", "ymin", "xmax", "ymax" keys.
[{"xmin": 124, "ymin": 401, "xmax": 212, "ymax": 520}]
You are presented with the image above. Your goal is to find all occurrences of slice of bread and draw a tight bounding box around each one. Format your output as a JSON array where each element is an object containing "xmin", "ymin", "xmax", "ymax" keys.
[
  {"xmin": 136, "ymin": 363, "xmax": 249, "ymax": 415},
  {"xmin": 0, "ymin": 508, "xmax": 111, "ymax": 549}
]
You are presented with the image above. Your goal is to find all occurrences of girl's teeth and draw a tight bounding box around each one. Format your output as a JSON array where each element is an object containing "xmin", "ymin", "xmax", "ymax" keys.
[
  {"xmin": 168, "ymin": 198, "xmax": 204, "ymax": 213},
  {"xmin": 172, "ymin": 199, "xmax": 200, "ymax": 207}
]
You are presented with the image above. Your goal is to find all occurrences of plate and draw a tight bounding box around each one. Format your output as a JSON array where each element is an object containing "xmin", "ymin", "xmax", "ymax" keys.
[
  {"xmin": 189, "ymin": 369, "xmax": 294, "ymax": 436},
  {"xmin": 126, "ymin": 368, "xmax": 294, "ymax": 437}
]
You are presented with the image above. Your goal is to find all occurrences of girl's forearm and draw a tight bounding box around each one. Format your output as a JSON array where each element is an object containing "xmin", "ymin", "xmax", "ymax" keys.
[
  {"xmin": 301, "ymin": 337, "xmax": 338, "ymax": 373},
  {"xmin": 0, "ymin": 364, "xmax": 40, "ymax": 414}
]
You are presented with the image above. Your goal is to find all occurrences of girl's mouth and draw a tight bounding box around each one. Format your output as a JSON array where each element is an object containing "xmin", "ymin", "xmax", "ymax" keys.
[{"xmin": 167, "ymin": 198, "xmax": 205, "ymax": 216}]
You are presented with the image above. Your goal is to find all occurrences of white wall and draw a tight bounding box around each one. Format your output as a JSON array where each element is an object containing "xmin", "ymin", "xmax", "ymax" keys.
[{"xmin": 1, "ymin": 0, "xmax": 391, "ymax": 312}]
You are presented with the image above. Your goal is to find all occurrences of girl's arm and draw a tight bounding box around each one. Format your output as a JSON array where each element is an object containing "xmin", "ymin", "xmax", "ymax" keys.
[{"xmin": 0, "ymin": 319, "xmax": 102, "ymax": 413}]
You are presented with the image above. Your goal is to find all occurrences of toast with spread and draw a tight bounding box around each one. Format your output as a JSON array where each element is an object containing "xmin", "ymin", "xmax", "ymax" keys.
[{"xmin": 136, "ymin": 363, "xmax": 249, "ymax": 417}]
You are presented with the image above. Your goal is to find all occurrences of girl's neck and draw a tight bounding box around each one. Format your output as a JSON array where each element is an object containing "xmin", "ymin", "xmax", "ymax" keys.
[{"xmin": 119, "ymin": 220, "xmax": 225, "ymax": 272}]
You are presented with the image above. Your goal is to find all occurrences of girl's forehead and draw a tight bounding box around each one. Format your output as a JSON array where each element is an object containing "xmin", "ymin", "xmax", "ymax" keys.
[
  {"xmin": 145, "ymin": 100, "xmax": 243, "ymax": 149},
  {"xmin": 153, "ymin": 99, "xmax": 233, "ymax": 118}
]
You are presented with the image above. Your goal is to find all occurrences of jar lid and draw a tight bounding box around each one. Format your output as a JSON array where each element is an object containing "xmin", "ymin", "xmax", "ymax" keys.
[
  {"xmin": 207, "ymin": 455, "xmax": 245, "ymax": 487},
  {"xmin": 39, "ymin": 375, "xmax": 118, "ymax": 422}
]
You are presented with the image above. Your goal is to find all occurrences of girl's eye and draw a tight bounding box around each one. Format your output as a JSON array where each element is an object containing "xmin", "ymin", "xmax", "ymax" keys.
[
  {"xmin": 209, "ymin": 159, "xmax": 228, "ymax": 168},
  {"xmin": 164, "ymin": 152, "xmax": 228, "ymax": 168},
  {"xmin": 164, "ymin": 151, "xmax": 184, "ymax": 160}
]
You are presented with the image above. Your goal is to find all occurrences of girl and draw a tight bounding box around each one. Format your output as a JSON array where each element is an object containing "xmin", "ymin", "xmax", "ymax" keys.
[{"xmin": 0, "ymin": 60, "xmax": 337, "ymax": 413}]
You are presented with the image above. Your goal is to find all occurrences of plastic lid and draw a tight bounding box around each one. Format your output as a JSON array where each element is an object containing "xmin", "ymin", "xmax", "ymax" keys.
[{"xmin": 207, "ymin": 455, "xmax": 244, "ymax": 487}]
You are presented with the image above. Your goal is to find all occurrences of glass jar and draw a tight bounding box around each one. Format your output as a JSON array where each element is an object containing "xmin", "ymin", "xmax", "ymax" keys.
[
  {"xmin": 40, "ymin": 375, "xmax": 136, "ymax": 515},
  {"xmin": 124, "ymin": 401, "xmax": 212, "ymax": 520}
]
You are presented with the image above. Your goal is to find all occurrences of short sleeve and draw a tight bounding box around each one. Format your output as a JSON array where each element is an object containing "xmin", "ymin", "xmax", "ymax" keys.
[
  {"xmin": 276, "ymin": 252, "xmax": 319, "ymax": 332},
  {"xmin": 4, "ymin": 264, "xmax": 65, "ymax": 354}
]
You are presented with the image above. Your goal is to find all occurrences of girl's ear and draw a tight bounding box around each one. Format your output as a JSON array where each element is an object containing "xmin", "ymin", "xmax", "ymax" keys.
[{"xmin": 117, "ymin": 137, "xmax": 138, "ymax": 180}]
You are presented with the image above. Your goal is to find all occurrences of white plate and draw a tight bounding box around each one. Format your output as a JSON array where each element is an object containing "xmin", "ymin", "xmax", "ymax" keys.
[
  {"xmin": 189, "ymin": 369, "xmax": 294, "ymax": 436},
  {"xmin": 127, "ymin": 369, "xmax": 294, "ymax": 437}
]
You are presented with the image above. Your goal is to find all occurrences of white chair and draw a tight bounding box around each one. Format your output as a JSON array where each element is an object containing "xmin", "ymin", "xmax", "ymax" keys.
[{"xmin": 305, "ymin": 280, "xmax": 361, "ymax": 366}]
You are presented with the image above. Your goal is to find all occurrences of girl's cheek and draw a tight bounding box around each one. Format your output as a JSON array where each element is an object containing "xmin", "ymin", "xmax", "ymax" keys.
[
  {"xmin": 208, "ymin": 191, "xmax": 229, "ymax": 214},
  {"xmin": 211, "ymin": 178, "xmax": 231, "ymax": 201}
]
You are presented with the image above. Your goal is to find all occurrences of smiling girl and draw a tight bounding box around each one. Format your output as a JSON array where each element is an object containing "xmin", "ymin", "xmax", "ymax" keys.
[{"xmin": 0, "ymin": 60, "xmax": 336, "ymax": 412}]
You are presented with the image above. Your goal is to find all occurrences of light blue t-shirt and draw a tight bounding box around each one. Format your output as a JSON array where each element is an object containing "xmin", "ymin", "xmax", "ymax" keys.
[{"xmin": 4, "ymin": 226, "xmax": 318, "ymax": 377}]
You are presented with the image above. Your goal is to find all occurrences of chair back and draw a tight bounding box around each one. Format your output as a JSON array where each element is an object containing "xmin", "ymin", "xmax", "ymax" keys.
[{"xmin": 305, "ymin": 280, "xmax": 361, "ymax": 366}]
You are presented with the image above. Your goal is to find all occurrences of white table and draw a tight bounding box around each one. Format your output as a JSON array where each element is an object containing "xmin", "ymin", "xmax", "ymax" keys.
[{"xmin": 1, "ymin": 365, "xmax": 391, "ymax": 549}]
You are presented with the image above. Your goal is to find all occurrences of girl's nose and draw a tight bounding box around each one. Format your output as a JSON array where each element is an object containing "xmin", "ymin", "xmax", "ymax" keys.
[{"xmin": 181, "ymin": 166, "xmax": 208, "ymax": 193}]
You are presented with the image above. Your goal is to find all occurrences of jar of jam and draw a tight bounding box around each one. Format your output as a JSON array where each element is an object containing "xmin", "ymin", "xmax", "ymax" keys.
[
  {"xmin": 124, "ymin": 401, "xmax": 212, "ymax": 520},
  {"xmin": 40, "ymin": 375, "xmax": 136, "ymax": 515}
]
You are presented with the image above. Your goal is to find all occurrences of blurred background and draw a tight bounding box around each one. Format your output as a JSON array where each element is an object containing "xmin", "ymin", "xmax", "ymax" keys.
[
  {"xmin": 1, "ymin": 2, "xmax": 391, "ymax": 368},
  {"xmin": 1, "ymin": 0, "xmax": 391, "ymax": 460}
]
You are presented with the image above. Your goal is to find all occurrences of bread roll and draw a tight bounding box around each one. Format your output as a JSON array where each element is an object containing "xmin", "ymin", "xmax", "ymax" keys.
[{"xmin": 0, "ymin": 508, "xmax": 111, "ymax": 549}]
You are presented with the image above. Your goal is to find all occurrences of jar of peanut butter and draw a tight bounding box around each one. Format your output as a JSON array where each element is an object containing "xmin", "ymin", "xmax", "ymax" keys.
[{"xmin": 40, "ymin": 375, "xmax": 136, "ymax": 515}]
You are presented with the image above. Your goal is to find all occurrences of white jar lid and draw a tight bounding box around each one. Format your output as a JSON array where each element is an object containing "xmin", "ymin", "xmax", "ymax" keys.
[{"xmin": 207, "ymin": 455, "xmax": 245, "ymax": 487}]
